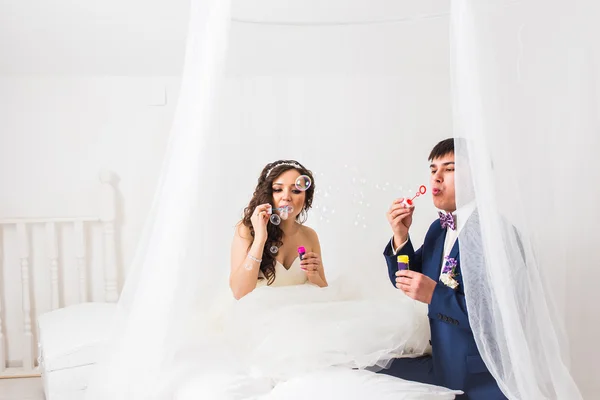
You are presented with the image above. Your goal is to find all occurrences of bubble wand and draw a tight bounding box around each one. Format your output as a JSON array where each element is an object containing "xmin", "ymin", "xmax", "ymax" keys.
[{"xmin": 402, "ymin": 185, "xmax": 427, "ymax": 206}]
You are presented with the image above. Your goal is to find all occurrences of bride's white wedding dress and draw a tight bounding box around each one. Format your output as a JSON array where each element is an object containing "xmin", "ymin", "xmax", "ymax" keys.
[
  {"xmin": 162, "ymin": 257, "xmax": 460, "ymax": 399},
  {"xmin": 255, "ymin": 257, "xmax": 308, "ymax": 287}
]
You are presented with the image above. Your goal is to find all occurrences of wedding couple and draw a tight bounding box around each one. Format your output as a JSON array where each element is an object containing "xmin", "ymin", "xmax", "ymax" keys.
[{"xmin": 178, "ymin": 138, "xmax": 503, "ymax": 399}]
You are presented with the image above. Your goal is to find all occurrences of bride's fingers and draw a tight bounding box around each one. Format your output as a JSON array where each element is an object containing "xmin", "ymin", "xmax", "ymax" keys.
[
  {"xmin": 257, "ymin": 211, "xmax": 269, "ymax": 222},
  {"xmin": 300, "ymin": 259, "xmax": 320, "ymax": 267},
  {"xmin": 303, "ymin": 252, "xmax": 320, "ymax": 260},
  {"xmin": 300, "ymin": 261, "xmax": 318, "ymax": 268},
  {"xmin": 254, "ymin": 204, "xmax": 272, "ymax": 214}
]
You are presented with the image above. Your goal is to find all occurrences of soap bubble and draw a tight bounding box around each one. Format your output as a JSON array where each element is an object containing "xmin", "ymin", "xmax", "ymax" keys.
[
  {"xmin": 270, "ymin": 214, "xmax": 281, "ymax": 225},
  {"xmin": 295, "ymin": 175, "xmax": 312, "ymax": 191},
  {"xmin": 270, "ymin": 246, "xmax": 279, "ymax": 254}
]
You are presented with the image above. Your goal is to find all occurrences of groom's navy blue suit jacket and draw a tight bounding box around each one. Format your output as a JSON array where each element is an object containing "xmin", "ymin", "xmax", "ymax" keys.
[{"xmin": 383, "ymin": 216, "xmax": 507, "ymax": 399}]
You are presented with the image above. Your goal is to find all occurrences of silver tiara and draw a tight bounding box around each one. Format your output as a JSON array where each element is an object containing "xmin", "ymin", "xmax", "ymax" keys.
[{"xmin": 265, "ymin": 162, "xmax": 302, "ymax": 177}]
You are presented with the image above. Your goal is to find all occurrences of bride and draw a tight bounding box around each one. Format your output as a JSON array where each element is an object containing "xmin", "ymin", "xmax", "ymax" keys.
[
  {"xmin": 165, "ymin": 160, "xmax": 460, "ymax": 399},
  {"xmin": 229, "ymin": 160, "xmax": 327, "ymax": 299}
]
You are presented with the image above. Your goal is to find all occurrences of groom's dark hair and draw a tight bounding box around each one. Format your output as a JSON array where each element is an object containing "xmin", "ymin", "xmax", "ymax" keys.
[{"xmin": 428, "ymin": 138, "xmax": 455, "ymax": 161}]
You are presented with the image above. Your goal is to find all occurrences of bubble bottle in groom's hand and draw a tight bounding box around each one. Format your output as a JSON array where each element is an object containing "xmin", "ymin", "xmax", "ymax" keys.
[{"xmin": 397, "ymin": 255, "xmax": 410, "ymax": 271}]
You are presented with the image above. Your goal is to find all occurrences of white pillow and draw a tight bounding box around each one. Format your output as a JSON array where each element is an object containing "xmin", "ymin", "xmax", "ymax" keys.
[{"xmin": 38, "ymin": 302, "xmax": 117, "ymax": 372}]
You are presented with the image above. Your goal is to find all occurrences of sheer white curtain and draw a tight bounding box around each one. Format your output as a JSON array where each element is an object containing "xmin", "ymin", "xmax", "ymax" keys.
[
  {"xmin": 452, "ymin": 0, "xmax": 598, "ymax": 398},
  {"xmin": 85, "ymin": 0, "xmax": 232, "ymax": 398}
]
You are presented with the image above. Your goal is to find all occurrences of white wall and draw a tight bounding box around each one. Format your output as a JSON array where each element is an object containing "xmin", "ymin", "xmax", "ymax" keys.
[{"xmin": 0, "ymin": 0, "xmax": 189, "ymax": 76}]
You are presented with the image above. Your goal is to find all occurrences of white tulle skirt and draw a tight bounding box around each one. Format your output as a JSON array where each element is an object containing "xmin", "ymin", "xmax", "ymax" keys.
[{"xmin": 165, "ymin": 282, "xmax": 461, "ymax": 399}]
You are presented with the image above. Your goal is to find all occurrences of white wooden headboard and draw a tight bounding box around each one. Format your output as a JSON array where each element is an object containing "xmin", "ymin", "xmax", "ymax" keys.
[{"xmin": 0, "ymin": 170, "xmax": 120, "ymax": 378}]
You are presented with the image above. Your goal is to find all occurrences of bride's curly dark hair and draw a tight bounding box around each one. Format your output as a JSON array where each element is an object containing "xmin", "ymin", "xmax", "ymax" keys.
[{"xmin": 242, "ymin": 160, "xmax": 315, "ymax": 285}]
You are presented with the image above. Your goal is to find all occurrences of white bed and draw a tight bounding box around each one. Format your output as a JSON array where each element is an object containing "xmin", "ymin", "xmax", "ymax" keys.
[
  {"xmin": 38, "ymin": 303, "xmax": 117, "ymax": 400},
  {"xmin": 0, "ymin": 171, "xmax": 120, "ymax": 400}
]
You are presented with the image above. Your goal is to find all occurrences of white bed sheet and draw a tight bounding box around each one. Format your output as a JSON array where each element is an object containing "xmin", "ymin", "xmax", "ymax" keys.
[
  {"xmin": 38, "ymin": 302, "xmax": 116, "ymax": 400},
  {"xmin": 38, "ymin": 302, "xmax": 116, "ymax": 372}
]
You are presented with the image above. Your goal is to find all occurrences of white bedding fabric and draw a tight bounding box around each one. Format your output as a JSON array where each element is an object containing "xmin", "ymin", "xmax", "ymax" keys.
[
  {"xmin": 154, "ymin": 284, "xmax": 459, "ymax": 399},
  {"xmin": 38, "ymin": 303, "xmax": 116, "ymax": 399},
  {"xmin": 174, "ymin": 367, "xmax": 460, "ymax": 400},
  {"xmin": 38, "ymin": 303, "xmax": 116, "ymax": 372},
  {"xmin": 41, "ymin": 363, "xmax": 95, "ymax": 400},
  {"xmin": 39, "ymin": 286, "xmax": 459, "ymax": 399}
]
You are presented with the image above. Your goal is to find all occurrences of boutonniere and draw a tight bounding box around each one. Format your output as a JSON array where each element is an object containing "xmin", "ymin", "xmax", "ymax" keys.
[{"xmin": 440, "ymin": 256, "xmax": 459, "ymax": 289}]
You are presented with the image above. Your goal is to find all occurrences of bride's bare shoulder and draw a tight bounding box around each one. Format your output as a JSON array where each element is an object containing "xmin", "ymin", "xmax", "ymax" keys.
[{"xmin": 299, "ymin": 224, "xmax": 319, "ymax": 243}]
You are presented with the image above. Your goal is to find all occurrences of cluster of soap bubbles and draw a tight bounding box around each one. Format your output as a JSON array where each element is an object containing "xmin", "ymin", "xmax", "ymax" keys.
[
  {"xmin": 313, "ymin": 172, "xmax": 336, "ymax": 224},
  {"xmin": 308, "ymin": 164, "xmax": 431, "ymax": 232},
  {"xmin": 268, "ymin": 175, "xmax": 312, "ymax": 254},
  {"xmin": 267, "ymin": 205, "xmax": 293, "ymax": 226}
]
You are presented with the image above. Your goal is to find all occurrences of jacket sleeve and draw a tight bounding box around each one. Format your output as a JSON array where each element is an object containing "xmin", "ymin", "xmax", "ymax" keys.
[{"xmin": 383, "ymin": 238, "xmax": 423, "ymax": 287}]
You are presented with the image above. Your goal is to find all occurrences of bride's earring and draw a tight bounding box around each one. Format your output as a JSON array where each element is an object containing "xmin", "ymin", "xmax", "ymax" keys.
[{"xmin": 298, "ymin": 208, "xmax": 307, "ymax": 224}]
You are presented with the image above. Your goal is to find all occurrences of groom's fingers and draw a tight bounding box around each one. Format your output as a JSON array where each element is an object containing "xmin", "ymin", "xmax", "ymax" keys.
[
  {"xmin": 396, "ymin": 270, "xmax": 417, "ymax": 278},
  {"xmin": 389, "ymin": 203, "xmax": 413, "ymax": 214},
  {"xmin": 390, "ymin": 209, "xmax": 411, "ymax": 220},
  {"xmin": 388, "ymin": 203, "xmax": 410, "ymax": 215},
  {"xmin": 390, "ymin": 213, "xmax": 411, "ymax": 228},
  {"xmin": 396, "ymin": 277, "xmax": 413, "ymax": 286},
  {"xmin": 397, "ymin": 283, "xmax": 415, "ymax": 297}
]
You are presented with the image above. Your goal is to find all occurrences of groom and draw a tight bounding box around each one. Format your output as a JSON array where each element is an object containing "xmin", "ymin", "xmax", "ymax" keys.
[{"xmin": 380, "ymin": 138, "xmax": 506, "ymax": 399}]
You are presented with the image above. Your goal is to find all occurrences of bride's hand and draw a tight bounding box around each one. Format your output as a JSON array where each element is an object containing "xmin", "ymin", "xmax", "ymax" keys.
[
  {"xmin": 301, "ymin": 252, "xmax": 323, "ymax": 282},
  {"xmin": 251, "ymin": 203, "xmax": 271, "ymax": 241}
]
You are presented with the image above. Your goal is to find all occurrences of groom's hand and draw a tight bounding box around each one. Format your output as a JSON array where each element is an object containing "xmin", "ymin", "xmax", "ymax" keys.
[
  {"xmin": 387, "ymin": 198, "xmax": 414, "ymax": 247},
  {"xmin": 395, "ymin": 270, "xmax": 436, "ymax": 304}
]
